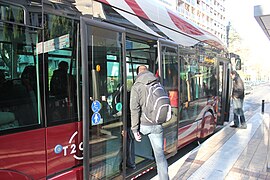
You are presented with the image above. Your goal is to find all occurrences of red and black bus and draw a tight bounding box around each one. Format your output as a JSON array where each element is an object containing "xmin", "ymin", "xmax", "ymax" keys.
[{"xmin": 0, "ymin": 0, "xmax": 231, "ymax": 179}]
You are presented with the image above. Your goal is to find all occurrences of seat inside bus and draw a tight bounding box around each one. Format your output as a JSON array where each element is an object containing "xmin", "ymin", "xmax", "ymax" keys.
[{"xmin": 0, "ymin": 68, "xmax": 38, "ymax": 130}]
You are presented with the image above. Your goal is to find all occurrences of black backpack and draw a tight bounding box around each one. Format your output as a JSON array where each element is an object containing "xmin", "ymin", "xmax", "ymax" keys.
[{"xmin": 142, "ymin": 82, "xmax": 171, "ymax": 124}]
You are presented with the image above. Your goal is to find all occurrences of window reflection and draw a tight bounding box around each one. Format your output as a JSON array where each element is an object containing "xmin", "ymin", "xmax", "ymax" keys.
[
  {"xmin": 179, "ymin": 47, "xmax": 217, "ymax": 125},
  {"xmin": 0, "ymin": 3, "xmax": 24, "ymax": 24},
  {"xmin": 45, "ymin": 14, "xmax": 79, "ymax": 125},
  {"xmin": 0, "ymin": 23, "xmax": 40, "ymax": 131}
]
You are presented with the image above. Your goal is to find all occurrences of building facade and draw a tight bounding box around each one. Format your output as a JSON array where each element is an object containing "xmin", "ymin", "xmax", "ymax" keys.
[{"xmin": 159, "ymin": 0, "xmax": 227, "ymax": 45}]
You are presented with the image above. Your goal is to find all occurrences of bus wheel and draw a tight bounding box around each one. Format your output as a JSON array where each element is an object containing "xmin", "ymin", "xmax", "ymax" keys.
[{"xmin": 199, "ymin": 111, "xmax": 215, "ymax": 139}]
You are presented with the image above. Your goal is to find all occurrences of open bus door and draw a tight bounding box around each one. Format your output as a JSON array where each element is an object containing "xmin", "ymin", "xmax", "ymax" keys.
[
  {"xmin": 217, "ymin": 59, "xmax": 231, "ymax": 125},
  {"xmin": 124, "ymin": 37, "xmax": 179, "ymax": 179},
  {"xmin": 80, "ymin": 16, "xmax": 126, "ymax": 179},
  {"xmin": 157, "ymin": 39, "xmax": 179, "ymax": 157}
]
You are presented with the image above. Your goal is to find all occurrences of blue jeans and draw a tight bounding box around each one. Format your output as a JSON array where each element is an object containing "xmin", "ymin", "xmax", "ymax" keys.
[
  {"xmin": 233, "ymin": 98, "xmax": 246, "ymax": 126},
  {"xmin": 140, "ymin": 125, "xmax": 169, "ymax": 180}
]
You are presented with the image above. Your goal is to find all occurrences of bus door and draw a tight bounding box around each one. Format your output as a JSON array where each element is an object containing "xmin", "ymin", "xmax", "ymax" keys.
[
  {"xmin": 125, "ymin": 38, "xmax": 158, "ymax": 177},
  {"xmin": 218, "ymin": 59, "xmax": 231, "ymax": 124},
  {"xmin": 80, "ymin": 17, "xmax": 126, "ymax": 179},
  {"xmin": 157, "ymin": 39, "xmax": 179, "ymax": 157}
]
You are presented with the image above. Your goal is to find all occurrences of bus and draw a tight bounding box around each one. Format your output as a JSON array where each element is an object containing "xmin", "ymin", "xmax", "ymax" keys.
[{"xmin": 0, "ymin": 0, "xmax": 232, "ymax": 179}]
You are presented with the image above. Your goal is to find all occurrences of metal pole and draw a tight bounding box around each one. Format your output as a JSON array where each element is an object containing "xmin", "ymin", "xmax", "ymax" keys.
[
  {"xmin": 80, "ymin": 16, "xmax": 90, "ymax": 180},
  {"xmin": 263, "ymin": 100, "xmax": 270, "ymax": 170},
  {"xmin": 267, "ymin": 113, "xmax": 270, "ymax": 170},
  {"xmin": 262, "ymin": 100, "xmax": 265, "ymax": 114}
]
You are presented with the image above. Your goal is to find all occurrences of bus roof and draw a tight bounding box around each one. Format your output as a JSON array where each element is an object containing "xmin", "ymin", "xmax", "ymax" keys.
[{"xmin": 95, "ymin": 0, "xmax": 225, "ymax": 49}]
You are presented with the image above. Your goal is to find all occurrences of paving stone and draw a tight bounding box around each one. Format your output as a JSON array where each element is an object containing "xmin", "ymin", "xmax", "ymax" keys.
[{"xmin": 151, "ymin": 105, "xmax": 270, "ymax": 180}]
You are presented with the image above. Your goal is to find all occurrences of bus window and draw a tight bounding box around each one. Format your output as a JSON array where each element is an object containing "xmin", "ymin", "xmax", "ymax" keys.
[
  {"xmin": 204, "ymin": 67, "xmax": 217, "ymax": 97},
  {"xmin": 126, "ymin": 40, "xmax": 153, "ymax": 103},
  {"xmin": 45, "ymin": 13, "xmax": 79, "ymax": 125},
  {"xmin": 0, "ymin": 23, "xmax": 40, "ymax": 132},
  {"xmin": 162, "ymin": 55, "xmax": 178, "ymax": 90},
  {"xmin": 179, "ymin": 47, "xmax": 217, "ymax": 125},
  {"xmin": 161, "ymin": 47, "xmax": 178, "ymax": 108},
  {"xmin": 0, "ymin": 2, "xmax": 25, "ymax": 24},
  {"xmin": 179, "ymin": 49, "xmax": 201, "ymax": 124},
  {"xmin": 180, "ymin": 54, "xmax": 217, "ymax": 101}
]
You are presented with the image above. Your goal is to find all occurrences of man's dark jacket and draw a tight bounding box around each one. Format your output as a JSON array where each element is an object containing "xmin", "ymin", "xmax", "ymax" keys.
[{"xmin": 232, "ymin": 73, "xmax": 245, "ymax": 99}]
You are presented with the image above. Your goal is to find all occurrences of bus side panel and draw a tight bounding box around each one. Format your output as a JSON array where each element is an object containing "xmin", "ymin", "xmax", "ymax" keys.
[
  {"xmin": 177, "ymin": 123, "xmax": 198, "ymax": 149},
  {"xmin": 198, "ymin": 112, "xmax": 216, "ymax": 138},
  {"xmin": 46, "ymin": 122, "xmax": 83, "ymax": 177},
  {"xmin": 0, "ymin": 129, "xmax": 46, "ymax": 179},
  {"xmin": 48, "ymin": 166, "xmax": 83, "ymax": 180},
  {"xmin": 0, "ymin": 170, "xmax": 34, "ymax": 180}
]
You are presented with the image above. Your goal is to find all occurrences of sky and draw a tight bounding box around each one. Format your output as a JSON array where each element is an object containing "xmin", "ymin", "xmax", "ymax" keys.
[{"xmin": 225, "ymin": 0, "xmax": 270, "ymax": 68}]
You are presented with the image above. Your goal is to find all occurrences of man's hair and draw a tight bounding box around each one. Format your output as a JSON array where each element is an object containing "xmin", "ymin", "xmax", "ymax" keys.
[{"xmin": 58, "ymin": 61, "xmax": 68, "ymax": 70}]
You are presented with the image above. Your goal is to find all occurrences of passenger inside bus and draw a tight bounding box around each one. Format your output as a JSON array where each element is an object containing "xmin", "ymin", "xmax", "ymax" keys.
[
  {"xmin": 164, "ymin": 65, "xmax": 178, "ymax": 108},
  {"xmin": 50, "ymin": 61, "xmax": 75, "ymax": 99},
  {"xmin": 21, "ymin": 65, "xmax": 37, "ymax": 95},
  {"xmin": 0, "ymin": 70, "xmax": 6, "ymax": 85},
  {"xmin": 209, "ymin": 72, "xmax": 217, "ymax": 96},
  {"xmin": 0, "ymin": 66, "xmax": 38, "ymax": 129},
  {"xmin": 164, "ymin": 65, "xmax": 178, "ymax": 90},
  {"xmin": 21, "ymin": 65, "xmax": 38, "ymax": 121},
  {"xmin": 0, "ymin": 70, "xmax": 16, "ymax": 130},
  {"xmin": 50, "ymin": 61, "xmax": 76, "ymax": 121}
]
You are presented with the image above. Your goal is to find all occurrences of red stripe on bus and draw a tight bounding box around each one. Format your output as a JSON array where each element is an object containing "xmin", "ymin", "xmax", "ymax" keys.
[
  {"xmin": 125, "ymin": 0, "xmax": 150, "ymax": 20},
  {"xmin": 167, "ymin": 10, "xmax": 203, "ymax": 36},
  {"xmin": 132, "ymin": 167, "xmax": 154, "ymax": 179}
]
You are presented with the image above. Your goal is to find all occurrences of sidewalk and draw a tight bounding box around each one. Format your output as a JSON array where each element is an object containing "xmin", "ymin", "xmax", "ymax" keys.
[{"xmin": 153, "ymin": 104, "xmax": 270, "ymax": 180}]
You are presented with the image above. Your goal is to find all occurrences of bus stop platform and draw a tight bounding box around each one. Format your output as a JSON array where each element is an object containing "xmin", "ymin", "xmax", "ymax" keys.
[{"xmin": 153, "ymin": 104, "xmax": 270, "ymax": 180}]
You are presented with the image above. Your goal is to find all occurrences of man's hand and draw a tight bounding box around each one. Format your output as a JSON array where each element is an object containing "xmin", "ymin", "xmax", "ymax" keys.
[{"xmin": 133, "ymin": 132, "xmax": 141, "ymax": 142}]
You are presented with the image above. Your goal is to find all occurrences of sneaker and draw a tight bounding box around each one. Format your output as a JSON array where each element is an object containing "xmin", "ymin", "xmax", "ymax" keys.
[
  {"xmin": 239, "ymin": 123, "xmax": 247, "ymax": 129},
  {"xmin": 230, "ymin": 125, "xmax": 239, "ymax": 128}
]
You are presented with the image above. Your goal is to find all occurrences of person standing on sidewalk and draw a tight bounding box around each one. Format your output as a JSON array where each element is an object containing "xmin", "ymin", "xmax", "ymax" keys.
[
  {"xmin": 230, "ymin": 70, "xmax": 247, "ymax": 129},
  {"xmin": 130, "ymin": 65, "xmax": 169, "ymax": 180}
]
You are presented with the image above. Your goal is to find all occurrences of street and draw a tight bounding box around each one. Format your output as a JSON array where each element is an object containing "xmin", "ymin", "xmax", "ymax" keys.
[{"xmin": 244, "ymin": 82, "xmax": 270, "ymax": 114}]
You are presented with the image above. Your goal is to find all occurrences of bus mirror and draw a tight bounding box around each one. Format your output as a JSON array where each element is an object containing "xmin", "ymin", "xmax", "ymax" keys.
[{"xmin": 235, "ymin": 58, "xmax": 241, "ymax": 70}]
